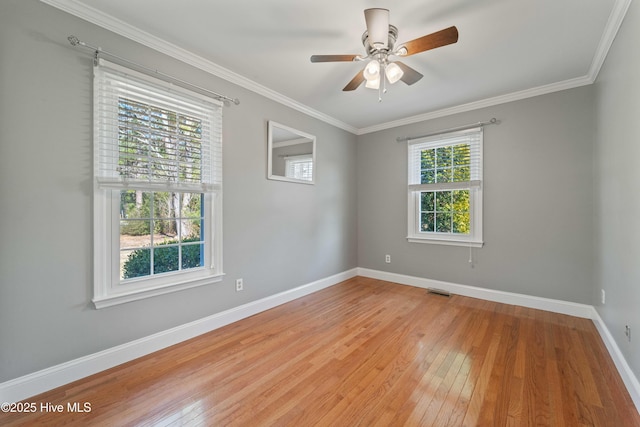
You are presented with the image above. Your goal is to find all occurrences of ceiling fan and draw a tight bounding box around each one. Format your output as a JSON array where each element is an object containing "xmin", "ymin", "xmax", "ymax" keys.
[{"xmin": 310, "ymin": 8, "xmax": 458, "ymax": 97}]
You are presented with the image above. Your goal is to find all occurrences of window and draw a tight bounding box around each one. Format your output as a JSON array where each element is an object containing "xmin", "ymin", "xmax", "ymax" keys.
[
  {"xmin": 93, "ymin": 59, "xmax": 223, "ymax": 308},
  {"xmin": 285, "ymin": 155, "xmax": 313, "ymax": 181},
  {"xmin": 407, "ymin": 127, "xmax": 483, "ymax": 247}
]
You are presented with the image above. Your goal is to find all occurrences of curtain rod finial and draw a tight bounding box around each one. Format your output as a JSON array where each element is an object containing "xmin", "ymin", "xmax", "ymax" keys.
[{"xmin": 68, "ymin": 35, "xmax": 80, "ymax": 46}]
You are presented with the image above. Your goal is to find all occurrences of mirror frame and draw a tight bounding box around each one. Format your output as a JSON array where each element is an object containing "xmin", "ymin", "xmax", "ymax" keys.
[{"xmin": 267, "ymin": 121, "xmax": 316, "ymax": 185}]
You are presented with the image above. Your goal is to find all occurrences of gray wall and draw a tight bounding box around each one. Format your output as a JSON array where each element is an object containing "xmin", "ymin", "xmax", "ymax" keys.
[
  {"xmin": 0, "ymin": 0, "xmax": 357, "ymax": 382},
  {"xmin": 2, "ymin": 0, "xmax": 638, "ymax": 389},
  {"xmin": 357, "ymin": 86, "xmax": 596, "ymax": 304},
  {"xmin": 594, "ymin": 0, "xmax": 640, "ymax": 379}
]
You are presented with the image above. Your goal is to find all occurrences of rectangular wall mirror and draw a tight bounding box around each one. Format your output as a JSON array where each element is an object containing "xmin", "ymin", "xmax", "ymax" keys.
[{"xmin": 267, "ymin": 121, "xmax": 316, "ymax": 184}]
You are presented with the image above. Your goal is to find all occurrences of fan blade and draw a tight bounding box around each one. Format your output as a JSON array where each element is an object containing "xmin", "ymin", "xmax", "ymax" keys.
[
  {"xmin": 395, "ymin": 61, "xmax": 423, "ymax": 85},
  {"xmin": 311, "ymin": 54, "xmax": 360, "ymax": 63},
  {"xmin": 397, "ymin": 26, "xmax": 458, "ymax": 56},
  {"xmin": 343, "ymin": 70, "xmax": 365, "ymax": 91},
  {"xmin": 364, "ymin": 8, "xmax": 389, "ymax": 49}
]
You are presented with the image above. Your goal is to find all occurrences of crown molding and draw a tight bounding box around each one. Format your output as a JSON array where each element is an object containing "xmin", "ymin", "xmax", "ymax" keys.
[
  {"xmin": 41, "ymin": 0, "xmax": 630, "ymax": 136},
  {"xmin": 357, "ymin": 75, "xmax": 594, "ymax": 135},
  {"xmin": 358, "ymin": 0, "xmax": 631, "ymax": 135},
  {"xmin": 587, "ymin": 0, "xmax": 632, "ymax": 79},
  {"xmin": 39, "ymin": 0, "xmax": 359, "ymax": 135}
]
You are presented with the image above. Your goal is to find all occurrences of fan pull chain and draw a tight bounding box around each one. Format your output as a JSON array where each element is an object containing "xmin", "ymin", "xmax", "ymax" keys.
[{"xmin": 382, "ymin": 63, "xmax": 388, "ymax": 94}]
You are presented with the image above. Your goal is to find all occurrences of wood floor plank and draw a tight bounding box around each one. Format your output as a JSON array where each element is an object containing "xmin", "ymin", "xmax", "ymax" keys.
[{"xmin": 1, "ymin": 277, "xmax": 638, "ymax": 426}]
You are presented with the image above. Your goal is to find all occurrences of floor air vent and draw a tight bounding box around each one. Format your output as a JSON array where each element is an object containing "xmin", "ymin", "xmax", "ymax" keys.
[{"xmin": 427, "ymin": 288, "xmax": 451, "ymax": 297}]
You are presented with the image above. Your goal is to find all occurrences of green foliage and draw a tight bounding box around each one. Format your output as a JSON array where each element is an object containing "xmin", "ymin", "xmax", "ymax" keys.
[
  {"xmin": 120, "ymin": 191, "xmax": 202, "ymax": 236},
  {"xmin": 420, "ymin": 190, "xmax": 470, "ymax": 234},
  {"xmin": 120, "ymin": 191, "xmax": 151, "ymax": 236},
  {"xmin": 420, "ymin": 144, "xmax": 471, "ymax": 184},
  {"xmin": 123, "ymin": 248, "xmax": 151, "ymax": 278},
  {"xmin": 418, "ymin": 143, "xmax": 472, "ymax": 234},
  {"xmin": 120, "ymin": 219, "xmax": 150, "ymax": 236},
  {"xmin": 122, "ymin": 237, "xmax": 203, "ymax": 279}
]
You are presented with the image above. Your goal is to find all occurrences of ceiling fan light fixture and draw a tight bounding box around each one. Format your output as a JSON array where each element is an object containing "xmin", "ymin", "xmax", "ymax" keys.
[
  {"xmin": 385, "ymin": 62, "xmax": 404, "ymax": 84},
  {"xmin": 310, "ymin": 9, "xmax": 459, "ymax": 97},
  {"xmin": 363, "ymin": 59, "xmax": 380, "ymax": 81},
  {"xmin": 365, "ymin": 76, "xmax": 380, "ymax": 89}
]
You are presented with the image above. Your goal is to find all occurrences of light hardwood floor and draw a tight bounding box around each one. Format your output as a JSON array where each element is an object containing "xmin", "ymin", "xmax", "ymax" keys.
[{"xmin": 2, "ymin": 277, "xmax": 639, "ymax": 426}]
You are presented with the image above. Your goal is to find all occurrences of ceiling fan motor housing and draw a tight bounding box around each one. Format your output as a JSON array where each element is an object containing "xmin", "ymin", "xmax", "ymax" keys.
[
  {"xmin": 309, "ymin": 9, "xmax": 458, "ymax": 93},
  {"xmin": 362, "ymin": 25, "xmax": 399, "ymax": 57}
]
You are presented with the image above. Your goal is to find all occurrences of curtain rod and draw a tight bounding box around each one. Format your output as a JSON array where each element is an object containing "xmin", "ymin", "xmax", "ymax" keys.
[
  {"xmin": 67, "ymin": 35, "xmax": 240, "ymax": 107},
  {"xmin": 396, "ymin": 118, "xmax": 498, "ymax": 143}
]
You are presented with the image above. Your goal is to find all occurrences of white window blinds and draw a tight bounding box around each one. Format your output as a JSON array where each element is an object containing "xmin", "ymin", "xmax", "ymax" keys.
[
  {"xmin": 285, "ymin": 155, "xmax": 313, "ymax": 181},
  {"xmin": 94, "ymin": 59, "xmax": 222, "ymax": 192},
  {"xmin": 406, "ymin": 126, "xmax": 484, "ymax": 246},
  {"xmin": 408, "ymin": 127, "xmax": 483, "ymax": 191}
]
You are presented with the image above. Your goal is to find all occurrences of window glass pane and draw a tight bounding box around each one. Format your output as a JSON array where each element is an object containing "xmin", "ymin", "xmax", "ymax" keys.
[
  {"xmin": 436, "ymin": 146, "xmax": 452, "ymax": 167},
  {"xmin": 435, "ymin": 191, "xmax": 453, "ymax": 212},
  {"xmin": 421, "ymin": 192, "xmax": 434, "ymax": 212},
  {"xmin": 182, "ymin": 243, "xmax": 204, "ymax": 270},
  {"xmin": 421, "ymin": 169, "xmax": 435, "ymax": 184},
  {"xmin": 452, "ymin": 190, "xmax": 469, "ymax": 210},
  {"xmin": 436, "ymin": 168, "xmax": 452, "ymax": 183},
  {"xmin": 453, "ymin": 144, "xmax": 470, "ymax": 165},
  {"xmin": 155, "ymin": 220, "xmax": 177, "ymax": 244},
  {"xmin": 180, "ymin": 219, "xmax": 202, "ymax": 241},
  {"xmin": 152, "ymin": 192, "xmax": 172, "ymax": 218},
  {"xmin": 436, "ymin": 212, "xmax": 452, "ymax": 233},
  {"xmin": 421, "ymin": 149, "xmax": 435, "ymax": 169},
  {"xmin": 181, "ymin": 193, "xmax": 202, "ymax": 218},
  {"xmin": 118, "ymin": 190, "xmax": 207, "ymax": 281},
  {"xmin": 121, "ymin": 248, "xmax": 151, "ymax": 280},
  {"xmin": 154, "ymin": 246, "xmax": 179, "ymax": 274},
  {"xmin": 453, "ymin": 213, "xmax": 470, "ymax": 234},
  {"xmin": 452, "ymin": 190, "xmax": 470, "ymax": 234},
  {"xmin": 453, "ymin": 166, "xmax": 470, "ymax": 181},
  {"xmin": 120, "ymin": 220, "xmax": 151, "ymax": 249},
  {"xmin": 120, "ymin": 190, "xmax": 151, "ymax": 219},
  {"xmin": 421, "ymin": 212, "xmax": 434, "ymax": 232}
]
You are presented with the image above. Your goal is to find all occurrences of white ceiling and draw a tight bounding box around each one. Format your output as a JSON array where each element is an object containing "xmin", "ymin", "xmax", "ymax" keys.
[{"xmin": 44, "ymin": 0, "xmax": 628, "ymax": 134}]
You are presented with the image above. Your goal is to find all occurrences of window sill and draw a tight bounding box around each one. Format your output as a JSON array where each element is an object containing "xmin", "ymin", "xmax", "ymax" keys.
[
  {"xmin": 407, "ymin": 237, "xmax": 483, "ymax": 248},
  {"xmin": 93, "ymin": 273, "xmax": 224, "ymax": 309}
]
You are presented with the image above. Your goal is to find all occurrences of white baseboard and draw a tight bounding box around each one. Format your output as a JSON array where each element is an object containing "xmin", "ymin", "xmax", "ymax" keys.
[
  {"xmin": 0, "ymin": 268, "xmax": 358, "ymax": 403},
  {"xmin": 358, "ymin": 267, "xmax": 640, "ymax": 413},
  {"xmin": 591, "ymin": 308, "xmax": 640, "ymax": 411},
  {"xmin": 3, "ymin": 267, "xmax": 638, "ymax": 416},
  {"xmin": 357, "ymin": 268, "xmax": 594, "ymax": 318}
]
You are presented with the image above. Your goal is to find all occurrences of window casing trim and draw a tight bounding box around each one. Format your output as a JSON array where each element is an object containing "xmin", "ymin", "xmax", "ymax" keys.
[
  {"xmin": 406, "ymin": 127, "xmax": 483, "ymax": 247},
  {"xmin": 92, "ymin": 59, "xmax": 224, "ymax": 308},
  {"xmin": 407, "ymin": 187, "xmax": 483, "ymax": 247},
  {"xmin": 93, "ymin": 188, "xmax": 224, "ymax": 309}
]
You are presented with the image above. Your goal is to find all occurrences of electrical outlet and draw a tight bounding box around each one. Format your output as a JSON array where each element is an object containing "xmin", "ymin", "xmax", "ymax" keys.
[
  {"xmin": 625, "ymin": 325, "xmax": 631, "ymax": 342},
  {"xmin": 385, "ymin": 254, "xmax": 391, "ymax": 263},
  {"xmin": 601, "ymin": 289, "xmax": 606, "ymax": 305},
  {"xmin": 236, "ymin": 278, "xmax": 243, "ymax": 292}
]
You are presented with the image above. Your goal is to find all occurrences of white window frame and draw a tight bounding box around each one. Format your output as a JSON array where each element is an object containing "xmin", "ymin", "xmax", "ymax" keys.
[
  {"xmin": 93, "ymin": 60, "xmax": 224, "ymax": 308},
  {"xmin": 407, "ymin": 127, "xmax": 483, "ymax": 247}
]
